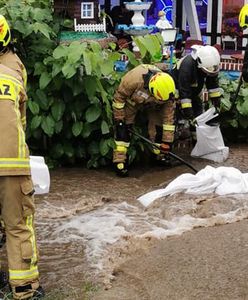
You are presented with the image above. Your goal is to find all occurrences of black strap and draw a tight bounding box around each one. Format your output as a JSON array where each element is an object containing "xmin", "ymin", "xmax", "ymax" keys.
[{"xmin": 15, "ymin": 284, "xmax": 32, "ymax": 293}]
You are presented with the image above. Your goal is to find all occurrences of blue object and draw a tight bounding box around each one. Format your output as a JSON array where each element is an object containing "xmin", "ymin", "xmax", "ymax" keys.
[
  {"xmin": 221, "ymin": 71, "xmax": 240, "ymax": 80},
  {"xmin": 169, "ymin": 45, "xmax": 174, "ymax": 71},
  {"xmin": 114, "ymin": 60, "xmax": 129, "ymax": 72}
]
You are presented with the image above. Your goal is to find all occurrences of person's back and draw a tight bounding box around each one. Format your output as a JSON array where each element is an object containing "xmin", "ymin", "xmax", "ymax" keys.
[
  {"xmin": 0, "ymin": 14, "xmax": 44, "ymax": 300},
  {"xmin": 0, "ymin": 64, "xmax": 29, "ymax": 174}
]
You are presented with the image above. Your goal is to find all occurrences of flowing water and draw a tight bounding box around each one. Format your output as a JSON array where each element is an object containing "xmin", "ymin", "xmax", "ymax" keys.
[{"xmin": 13, "ymin": 145, "xmax": 248, "ymax": 298}]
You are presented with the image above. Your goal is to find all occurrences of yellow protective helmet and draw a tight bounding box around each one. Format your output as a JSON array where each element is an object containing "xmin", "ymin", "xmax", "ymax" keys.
[
  {"xmin": 239, "ymin": 4, "xmax": 248, "ymax": 28},
  {"xmin": 148, "ymin": 72, "xmax": 175, "ymax": 101},
  {"xmin": 0, "ymin": 15, "xmax": 11, "ymax": 51}
]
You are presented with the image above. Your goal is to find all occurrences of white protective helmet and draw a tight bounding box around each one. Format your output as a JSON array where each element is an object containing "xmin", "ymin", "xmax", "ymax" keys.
[{"xmin": 191, "ymin": 45, "xmax": 220, "ymax": 76}]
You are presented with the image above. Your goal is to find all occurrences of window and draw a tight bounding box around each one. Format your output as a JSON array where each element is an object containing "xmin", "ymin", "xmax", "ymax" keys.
[{"xmin": 81, "ymin": 2, "xmax": 94, "ymax": 19}]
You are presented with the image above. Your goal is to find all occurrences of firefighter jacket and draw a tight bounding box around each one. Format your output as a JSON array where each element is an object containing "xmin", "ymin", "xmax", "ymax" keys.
[
  {"xmin": 171, "ymin": 55, "xmax": 221, "ymax": 109},
  {"xmin": 0, "ymin": 48, "xmax": 27, "ymax": 89},
  {"xmin": 112, "ymin": 64, "xmax": 175, "ymax": 144},
  {"xmin": 0, "ymin": 63, "xmax": 30, "ymax": 176}
]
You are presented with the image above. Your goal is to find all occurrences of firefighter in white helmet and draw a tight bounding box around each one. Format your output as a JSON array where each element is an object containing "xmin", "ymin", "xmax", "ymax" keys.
[
  {"xmin": 170, "ymin": 45, "xmax": 221, "ymax": 139},
  {"xmin": 0, "ymin": 15, "xmax": 44, "ymax": 300},
  {"xmin": 112, "ymin": 64, "xmax": 176, "ymax": 176}
]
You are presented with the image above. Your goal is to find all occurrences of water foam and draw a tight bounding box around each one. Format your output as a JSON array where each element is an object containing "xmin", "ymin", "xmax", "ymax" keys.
[{"xmin": 38, "ymin": 194, "xmax": 248, "ymax": 275}]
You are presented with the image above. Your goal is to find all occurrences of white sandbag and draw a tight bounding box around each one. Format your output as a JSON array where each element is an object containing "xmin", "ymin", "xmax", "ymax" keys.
[
  {"xmin": 191, "ymin": 107, "xmax": 229, "ymax": 163},
  {"xmin": 30, "ymin": 156, "xmax": 50, "ymax": 194},
  {"xmin": 138, "ymin": 165, "xmax": 248, "ymax": 207},
  {"xmin": 194, "ymin": 107, "xmax": 218, "ymax": 125},
  {"xmin": 191, "ymin": 126, "xmax": 229, "ymax": 163}
]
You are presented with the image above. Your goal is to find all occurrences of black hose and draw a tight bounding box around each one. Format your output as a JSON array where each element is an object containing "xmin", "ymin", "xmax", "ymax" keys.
[{"xmin": 129, "ymin": 129, "xmax": 198, "ymax": 174}]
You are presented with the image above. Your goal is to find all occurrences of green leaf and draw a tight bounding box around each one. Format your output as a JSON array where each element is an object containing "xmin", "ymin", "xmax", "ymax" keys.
[
  {"xmin": 28, "ymin": 101, "xmax": 40, "ymax": 115},
  {"xmin": 53, "ymin": 45, "xmax": 68, "ymax": 59},
  {"xmin": 108, "ymin": 42, "xmax": 117, "ymax": 51},
  {"xmin": 62, "ymin": 63, "xmax": 77, "ymax": 78},
  {"xmin": 35, "ymin": 90, "xmax": 51, "ymax": 111},
  {"xmin": 33, "ymin": 22, "xmax": 52, "ymax": 38},
  {"xmin": 237, "ymin": 97, "xmax": 248, "ymax": 116},
  {"xmin": 34, "ymin": 62, "xmax": 46, "ymax": 76},
  {"xmin": 52, "ymin": 63, "xmax": 62, "ymax": 77},
  {"xmin": 51, "ymin": 102, "xmax": 65, "ymax": 121},
  {"xmin": 133, "ymin": 36, "xmax": 147, "ymax": 57},
  {"xmin": 100, "ymin": 61, "xmax": 114, "ymax": 76},
  {"xmin": 54, "ymin": 120, "xmax": 63, "ymax": 133},
  {"xmin": 154, "ymin": 32, "xmax": 164, "ymax": 44},
  {"xmin": 82, "ymin": 51, "xmax": 92, "ymax": 75},
  {"xmin": 41, "ymin": 115, "xmax": 55, "ymax": 137},
  {"xmin": 90, "ymin": 41, "xmax": 102, "ymax": 53},
  {"xmin": 82, "ymin": 122, "xmax": 92, "ymax": 138},
  {"xmin": 228, "ymin": 119, "xmax": 238, "ymax": 128},
  {"xmin": 121, "ymin": 48, "xmax": 138, "ymax": 67},
  {"xmin": 85, "ymin": 105, "xmax": 102, "ymax": 123},
  {"xmin": 84, "ymin": 76, "xmax": 97, "ymax": 98},
  {"xmin": 39, "ymin": 72, "xmax": 52, "ymax": 89},
  {"xmin": 30, "ymin": 115, "xmax": 42, "ymax": 130},
  {"xmin": 68, "ymin": 43, "xmax": 85, "ymax": 64},
  {"xmin": 99, "ymin": 139, "xmax": 109, "ymax": 156},
  {"xmin": 72, "ymin": 121, "xmax": 83, "ymax": 137},
  {"xmin": 101, "ymin": 120, "xmax": 109, "ymax": 134}
]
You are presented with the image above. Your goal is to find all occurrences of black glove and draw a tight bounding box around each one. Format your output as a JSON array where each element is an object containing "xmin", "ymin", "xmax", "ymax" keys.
[
  {"xmin": 182, "ymin": 107, "xmax": 194, "ymax": 120},
  {"xmin": 114, "ymin": 162, "xmax": 129, "ymax": 177},
  {"xmin": 211, "ymin": 97, "xmax": 221, "ymax": 109}
]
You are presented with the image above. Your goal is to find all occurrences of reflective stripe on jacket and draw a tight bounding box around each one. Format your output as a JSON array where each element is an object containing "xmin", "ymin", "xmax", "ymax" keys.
[{"xmin": 113, "ymin": 64, "xmax": 175, "ymax": 143}]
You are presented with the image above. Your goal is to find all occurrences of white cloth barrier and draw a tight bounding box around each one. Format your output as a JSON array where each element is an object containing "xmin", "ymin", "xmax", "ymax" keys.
[
  {"xmin": 138, "ymin": 166, "xmax": 248, "ymax": 207},
  {"xmin": 30, "ymin": 156, "xmax": 50, "ymax": 194},
  {"xmin": 191, "ymin": 107, "xmax": 229, "ymax": 163}
]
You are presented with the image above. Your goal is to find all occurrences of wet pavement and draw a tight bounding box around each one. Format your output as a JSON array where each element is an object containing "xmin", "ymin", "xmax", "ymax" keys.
[{"xmin": 2, "ymin": 144, "xmax": 248, "ymax": 299}]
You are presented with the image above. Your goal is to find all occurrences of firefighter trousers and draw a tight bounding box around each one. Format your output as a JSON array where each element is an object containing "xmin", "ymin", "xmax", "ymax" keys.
[{"xmin": 0, "ymin": 176, "xmax": 40, "ymax": 299}]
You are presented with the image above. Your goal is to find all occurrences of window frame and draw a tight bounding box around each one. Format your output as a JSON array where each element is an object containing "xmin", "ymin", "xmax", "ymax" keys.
[{"xmin": 81, "ymin": 2, "xmax": 94, "ymax": 19}]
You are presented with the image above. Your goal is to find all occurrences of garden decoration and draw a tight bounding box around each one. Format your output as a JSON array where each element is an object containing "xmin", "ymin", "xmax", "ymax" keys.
[{"xmin": 118, "ymin": 0, "xmax": 155, "ymax": 52}]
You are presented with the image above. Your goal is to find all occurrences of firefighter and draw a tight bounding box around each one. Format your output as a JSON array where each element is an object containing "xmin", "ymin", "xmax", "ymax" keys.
[
  {"xmin": 239, "ymin": 4, "xmax": 248, "ymax": 82},
  {"xmin": 170, "ymin": 44, "xmax": 221, "ymax": 139},
  {"xmin": 112, "ymin": 64, "xmax": 176, "ymax": 176},
  {"xmin": 0, "ymin": 14, "xmax": 44, "ymax": 300},
  {"xmin": 0, "ymin": 63, "xmax": 44, "ymax": 300}
]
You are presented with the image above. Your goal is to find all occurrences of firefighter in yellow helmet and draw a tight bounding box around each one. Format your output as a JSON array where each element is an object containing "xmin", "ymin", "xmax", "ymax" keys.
[
  {"xmin": 0, "ymin": 15, "xmax": 27, "ymax": 87},
  {"xmin": 112, "ymin": 64, "xmax": 176, "ymax": 176},
  {"xmin": 0, "ymin": 15, "xmax": 44, "ymax": 300},
  {"xmin": 239, "ymin": 5, "xmax": 248, "ymax": 82}
]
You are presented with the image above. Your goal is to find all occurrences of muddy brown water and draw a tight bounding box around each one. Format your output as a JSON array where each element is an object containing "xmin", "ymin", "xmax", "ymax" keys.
[{"xmin": 2, "ymin": 145, "xmax": 248, "ymax": 299}]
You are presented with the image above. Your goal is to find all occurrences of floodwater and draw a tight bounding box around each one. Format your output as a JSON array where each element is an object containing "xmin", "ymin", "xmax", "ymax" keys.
[{"xmin": 8, "ymin": 145, "xmax": 248, "ymax": 298}]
